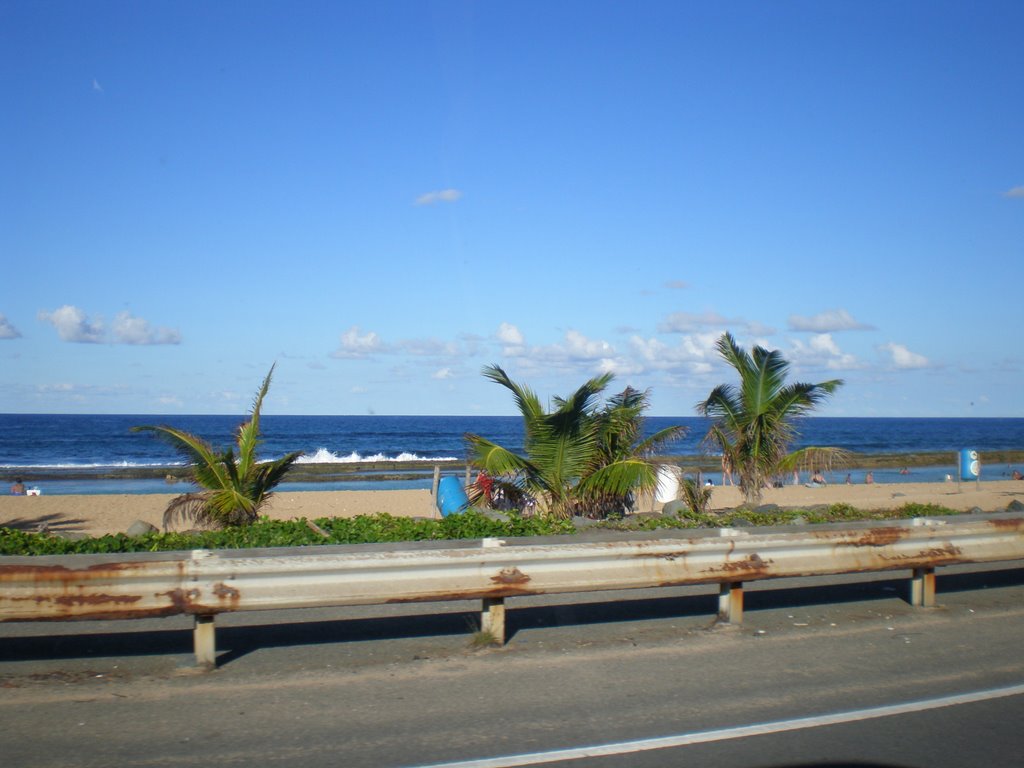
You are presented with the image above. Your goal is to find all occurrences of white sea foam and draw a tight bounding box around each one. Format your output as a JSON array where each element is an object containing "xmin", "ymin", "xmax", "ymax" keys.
[
  {"xmin": 294, "ymin": 448, "xmax": 458, "ymax": 464},
  {"xmin": 0, "ymin": 461, "xmax": 186, "ymax": 469}
]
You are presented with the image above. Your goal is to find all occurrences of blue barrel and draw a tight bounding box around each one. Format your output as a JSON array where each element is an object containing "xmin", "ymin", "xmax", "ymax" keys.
[
  {"xmin": 436, "ymin": 476, "xmax": 470, "ymax": 517},
  {"xmin": 960, "ymin": 449, "xmax": 980, "ymax": 481}
]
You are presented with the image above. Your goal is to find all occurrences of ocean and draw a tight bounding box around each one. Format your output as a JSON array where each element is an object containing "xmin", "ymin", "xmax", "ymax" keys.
[{"xmin": 2, "ymin": 414, "xmax": 1023, "ymax": 495}]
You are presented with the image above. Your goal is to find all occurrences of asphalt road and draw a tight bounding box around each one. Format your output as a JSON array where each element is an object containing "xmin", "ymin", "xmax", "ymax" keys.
[{"xmin": 2, "ymin": 565, "xmax": 1023, "ymax": 767}]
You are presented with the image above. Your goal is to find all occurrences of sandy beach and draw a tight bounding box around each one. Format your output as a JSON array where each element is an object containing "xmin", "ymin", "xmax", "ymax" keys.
[{"xmin": 2, "ymin": 481, "xmax": 1023, "ymax": 539}]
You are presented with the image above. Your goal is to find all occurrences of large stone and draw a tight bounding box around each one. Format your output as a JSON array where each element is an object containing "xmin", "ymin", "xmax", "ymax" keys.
[
  {"xmin": 126, "ymin": 520, "xmax": 159, "ymax": 537},
  {"xmin": 662, "ymin": 499, "xmax": 688, "ymax": 517},
  {"xmin": 1007, "ymin": 499, "xmax": 1024, "ymax": 512}
]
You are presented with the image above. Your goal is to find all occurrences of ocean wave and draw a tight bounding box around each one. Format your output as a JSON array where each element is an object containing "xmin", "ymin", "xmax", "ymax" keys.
[
  {"xmin": 294, "ymin": 448, "xmax": 459, "ymax": 464},
  {"xmin": 0, "ymin": 460, "xmax": 187, "ymax": 470}
]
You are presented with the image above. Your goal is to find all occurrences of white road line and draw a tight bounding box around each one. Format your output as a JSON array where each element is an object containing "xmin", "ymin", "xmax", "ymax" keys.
[{"xmin": 409, "ymin": 682, "xmax": 1024, "ymax": 768}]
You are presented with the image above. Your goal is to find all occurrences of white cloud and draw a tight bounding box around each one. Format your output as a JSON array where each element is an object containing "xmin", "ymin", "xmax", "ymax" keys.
[
  {"xmin": 496, "ymin": 322, "xmax": 527, "ymax": 357},
  {"xmin": 658, "ymin": 311, "xmax": 774, "ymax": 336},
  {"xmin": 879, "ymin": 342, "xmax": 929, "ymax": 369},
  {"xmin": 38, "ymin": 305, "xmax": 104, "ymax": 343},
  {"xmin": 92, "ymin": 78, "xmax": 104, "ymax": 93},
  {"xmin": 629, "ymin": 332, "xmax": 720, "ymax": 373},
  {"xmin": 1003, "ymin": 186, "xmax": 1024, "ymax": 198},
  {"xmin": 112, "ymin": 311, "xmax": 181, "ymax": 345},
  {"xmin": 497, "ymin": 322, "xmax": 523, "ymax": 345},
  {"xmin": 597, "ymin": 357, "xmax": 645, "ymax": 376},
  {"xmin": 332, "ymin": 326, "xmax": 385, "ymax": 359},
  {"xmin": 0, "ymin": 313, "xmax": 21, "ymax": 339},
  {"xmin": 788, "ymin": 309, "xmax": 874, "ymax": 333},
  {"xmin": 432, "ymin": 367, "xmax": 455, "ymax": 380},
  {"xmin": 790, "ymin": 333, "xmax": 860, "ymax": 370},
  {"xmin": 414, "ymin": 188, "xmax": 463, "ymax": 206},
  {"xmin": 564, "ymin": 330, "xmax": 614, "ymax": 360},
  {"xmin": 658, "ymin": 311, "xmax": 729, "ymax": 333},
  {"xmin": 664, "ymin": 280, "xmax": 689, "ymax": 290},
  {"xmin": 397, "ymin": 338, "xmax": 459, "ymax": 357}
]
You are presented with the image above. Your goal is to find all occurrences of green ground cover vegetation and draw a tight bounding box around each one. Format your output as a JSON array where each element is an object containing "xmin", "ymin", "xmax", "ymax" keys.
[{"xmin": 0, "ymin": 503, "xmax": 965, "ymax": 556}]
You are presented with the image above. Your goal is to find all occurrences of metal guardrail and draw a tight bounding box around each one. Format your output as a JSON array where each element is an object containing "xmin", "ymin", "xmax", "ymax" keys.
[{"xmin": 2, "ymin": 512, "xmax": 1023, "ymax": 668}]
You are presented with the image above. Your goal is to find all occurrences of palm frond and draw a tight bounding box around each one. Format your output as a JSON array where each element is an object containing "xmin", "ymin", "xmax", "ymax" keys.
[
  {"xmin": 780, "ymin": 446, "xmax": 851, "ymax": 474},
  {"xmin": 632, "ymin": 424, "xmax": 688, "ymax": 458},
  {"xmin": 578, "ymin": 458, "xmax": 658, "ymax": 498},
  {"xmin": 162, "ymin": 492, "xmax": 219, "ymax": 530},
  {"xmin": 237, "ymin": 364, "xmax": 275, "ymax": 476},
  {"xmin": 465, "ymin": 434, "xmax": 534, "ymax": 478}
]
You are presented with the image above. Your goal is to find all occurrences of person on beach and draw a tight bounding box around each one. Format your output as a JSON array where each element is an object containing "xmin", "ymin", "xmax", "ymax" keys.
[
  {"xmin": 845, "ymin": 473, "xmax": 852, "ymax": 485},
  {"xmin": 865, "ymin": 472, "xmax": 875, "ymax": 484},
  {"xmin": 10, "ymin": 477, "xmax": 26, "ymax": 495},
  {"xmin": 1013, "ymin": 470, "xmax": 1023, "ymax": 481},
  {"xmin": 473, "ymin": 470, "xmax": 494, "ymax": 504},
  {"xmin": 808, "ymin": 470, "xmax": 827, "ymax": 487},
  {"xmin": 721, "ymin": 455, "xmax": 734, "ymax": 486}
]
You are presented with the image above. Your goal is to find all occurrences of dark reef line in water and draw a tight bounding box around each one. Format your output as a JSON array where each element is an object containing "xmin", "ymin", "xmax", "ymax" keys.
[{"xmin": 10, "ymin": 450, "xmax": 1024, "ymax": 484}]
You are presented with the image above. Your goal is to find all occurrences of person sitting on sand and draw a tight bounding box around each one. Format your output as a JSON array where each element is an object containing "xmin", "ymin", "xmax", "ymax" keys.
[
  {"xmin": 865, "ymin": 472, "xmax": 875, "ymax": 484},
  {"xmin": 10, "ymin": 477, "xmax": 26, "ymax": 495},
  {"xmin": 1014, "ymin": 470, "xmax": 1023, "ymax": 481},
  {"xmin": 806, "ymin": 470, "xmax": 827, "ymax": 487}
]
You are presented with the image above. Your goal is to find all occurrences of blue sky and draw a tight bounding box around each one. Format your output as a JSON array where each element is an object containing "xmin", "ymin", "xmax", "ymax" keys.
[{"xmin": 1, "ymin": 1, "xmax": 1021, "ymax": 417}]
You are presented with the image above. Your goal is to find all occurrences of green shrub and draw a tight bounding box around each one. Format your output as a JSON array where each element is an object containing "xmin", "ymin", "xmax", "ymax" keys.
[
  {"xmin": 0, "ymin": 503, "xmax": 966, "ymax": 557},
  {"xmin": 0, "ymin": 510, "xmax": 576, "ymax": 556}
]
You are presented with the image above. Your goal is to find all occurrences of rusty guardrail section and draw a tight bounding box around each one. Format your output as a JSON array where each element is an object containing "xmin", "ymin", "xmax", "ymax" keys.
[{"xmin": 2, "ymin": 512, "xmax": 1023, "ymax": 668}]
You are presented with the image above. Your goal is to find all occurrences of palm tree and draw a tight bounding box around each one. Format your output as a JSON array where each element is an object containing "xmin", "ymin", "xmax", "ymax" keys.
[
  {"xmin": 132, "ymin": 365, "xmax": 301, "ymax": 529},
  {"xmin": 578, "ymin": 385, "xmax": 687, "ymax": 516},
  {"xmin": 697, "ymin": 332, "xmax": 844, "ymax": 507},
  {"xmin": 465, "ymin": 365, "xmax": 686, "ymax": 518}
]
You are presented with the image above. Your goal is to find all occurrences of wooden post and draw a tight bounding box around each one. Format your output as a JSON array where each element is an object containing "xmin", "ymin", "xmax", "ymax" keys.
[
  {"xmin": 911, "ymin": 567, "xmax": 936, "ymax": 607},
  {"xmin": 718, "ymin": 581, "xmax": 743, "ymax": 624},
  {"xmin": 431, "ymin": 465, "xmax": 440, "ymax": 499},
  {"xmin": 194, "ymin": 615, "xmax": 216, "ymax": 669},
  {"xmin": 481, "ymin": 597, "xmax": 506, "ymax": 645}
]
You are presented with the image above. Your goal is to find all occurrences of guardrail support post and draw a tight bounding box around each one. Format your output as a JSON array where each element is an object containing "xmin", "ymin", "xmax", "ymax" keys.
[
  {"xmin": 481, "ymin": 597, "xmax": 506, "ymax": 645},
  {"xmin": 718, "ymin": 581, "xmax": 743, "ymax": 624},
  {"xmin": 911, "ymin": 567, "xmax": 936, "ymax": 607},
  {"xmin": 194, "ymin": 615, "xmax": 216, "ymax": 669}
]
